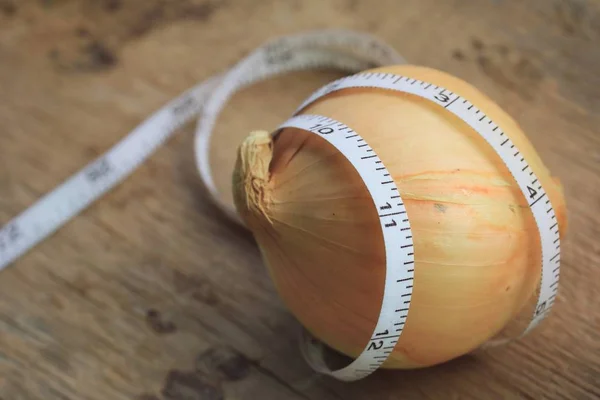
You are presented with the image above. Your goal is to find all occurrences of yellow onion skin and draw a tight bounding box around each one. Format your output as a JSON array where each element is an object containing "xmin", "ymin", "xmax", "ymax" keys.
[{"xmin": 232, "ymin": 65, "xmax": 567, "ymax": 369}]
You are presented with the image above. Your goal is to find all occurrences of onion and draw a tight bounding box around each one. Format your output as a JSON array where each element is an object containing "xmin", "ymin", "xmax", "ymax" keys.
[{"xmin": 232, "ymin": 65, "xmax": 567, "ymax": 369}]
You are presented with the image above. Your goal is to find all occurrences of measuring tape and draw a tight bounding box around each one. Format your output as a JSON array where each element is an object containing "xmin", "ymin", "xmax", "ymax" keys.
[{"xmin": 0, "ymin": 29, "xmax": 560, "ymax": 382}]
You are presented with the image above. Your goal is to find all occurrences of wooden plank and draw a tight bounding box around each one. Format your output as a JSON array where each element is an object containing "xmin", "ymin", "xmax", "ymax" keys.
[{"xmin": 0, "ymin": 0, "xmax": 598, "ymax": 399}]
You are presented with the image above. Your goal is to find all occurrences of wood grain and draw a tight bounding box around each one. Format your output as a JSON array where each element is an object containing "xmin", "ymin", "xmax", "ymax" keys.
[{"xmin": 0, "ymin": 0, "xmax": 598, "ymax": 399}]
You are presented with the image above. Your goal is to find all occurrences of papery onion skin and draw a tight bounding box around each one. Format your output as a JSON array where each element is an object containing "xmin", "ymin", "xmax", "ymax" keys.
[{"xmin": 232, "ymin": 65, "xmax": 567, "ymax": 369}]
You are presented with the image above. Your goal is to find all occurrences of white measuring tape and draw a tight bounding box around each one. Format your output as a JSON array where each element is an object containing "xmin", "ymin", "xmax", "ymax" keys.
[{"xmin": 0, "ymin": 29, "xmax": 560, "ymax": 382}]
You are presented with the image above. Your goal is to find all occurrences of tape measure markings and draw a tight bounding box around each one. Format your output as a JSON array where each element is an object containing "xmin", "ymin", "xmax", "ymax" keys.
[
  {"xmin": 277, "ymin": 114, "xmax": 414, "ymax": 381},
  {"xmin": 294, "ymin": 71, "xmax": 561, "ymax": 337},
  {"xmin": 193, "ymin": 31, "xmax": 404, "ymax": 223},
  {"xmin": 0, "ymin": 30, "xmax": 400, "ymax": 270}
]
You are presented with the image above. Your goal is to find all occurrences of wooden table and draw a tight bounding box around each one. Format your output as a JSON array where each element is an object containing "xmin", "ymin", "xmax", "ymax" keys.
[{"xmin": 1, "ymin": 1, "xmax": 599, "ymax": 399}]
